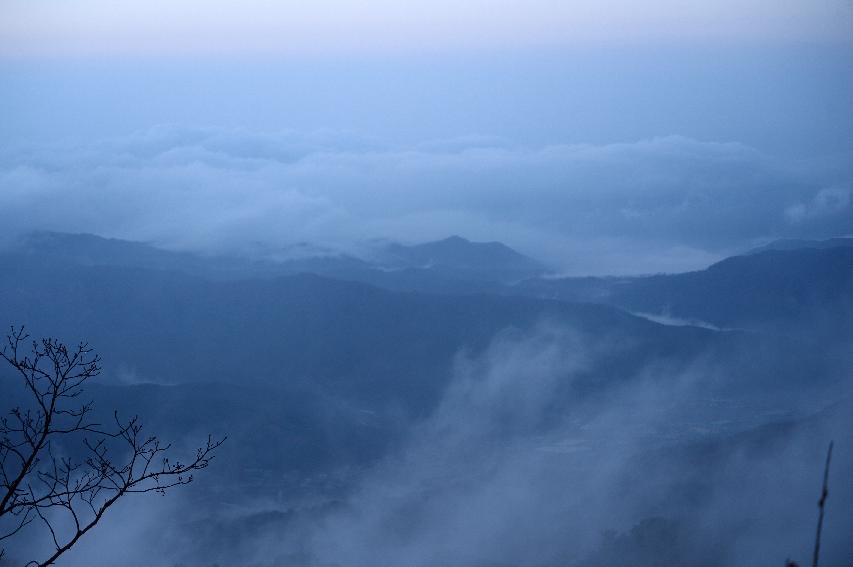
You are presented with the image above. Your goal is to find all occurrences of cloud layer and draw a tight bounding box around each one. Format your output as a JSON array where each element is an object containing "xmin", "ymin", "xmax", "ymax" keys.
[
  {"xmin": 57, "ymin": 323, "xmax": 851, "ymax": 567},
  {"xmin": 13, "ymin": 322, "xmax": 853, "ymax": 567},
  {"xmin": 2, "ymin": 126, "xmax": 851, "ymax": 274}
]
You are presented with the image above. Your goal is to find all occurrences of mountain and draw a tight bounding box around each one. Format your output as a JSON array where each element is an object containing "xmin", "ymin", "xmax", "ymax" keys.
[
  {"xmin": 374, "ymin": 235, "xmax": 548, "ymax": 282},
  {"xmin": 6, "ymin": 233, "xmax": 849, "ymax": 409},
  {"xmin": 0, "ymin": 257, "xmax": 718, "ymax": 416},
  {"xmin": 4, "ymin": 234, "xmax": 851, "ymax": 567},
  {"xmin": 9, "ymin": 232, "xmax": 544, "ymax": 294},
  {"xmin": 516, "ymin": 246, "xmax": 853, "ymax": 332},
  {"xmin": 610, "ymin": 247, "xmax": 853, "ymax": 330},
  {"xmin": 11, "ymin": 231, "xmax": 377, "ymax": 281}
]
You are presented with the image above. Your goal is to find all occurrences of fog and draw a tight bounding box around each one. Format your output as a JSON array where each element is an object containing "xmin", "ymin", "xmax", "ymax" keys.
[
  {"xmin": 15, "ymin": 323, "xmax": 849, "ymax": 567},
  {"xmin": 2, "ymin": 3, "xmax": 853, "ymax": 566},
  {"xmin": 297, "ymin": 327, "xmax": 853, "ymax": 567},
  {"xmin": 1, "ymin": 126, "xmax": 851, "ymax": 274}
]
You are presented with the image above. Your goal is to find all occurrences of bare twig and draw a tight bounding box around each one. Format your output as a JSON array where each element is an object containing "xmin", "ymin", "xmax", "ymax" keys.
[
  {"xmin": 812, "ymin": 441, "xmax": 833, "ymax": 567},
  {"xmin": 1, "ymin": 325, "xmax": 225, "ymax": 566}
]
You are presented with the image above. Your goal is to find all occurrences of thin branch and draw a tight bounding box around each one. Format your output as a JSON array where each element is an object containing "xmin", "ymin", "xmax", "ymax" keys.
[
  {"xmin": 1, "ymin": 325, "xmax": 224, "ymax": 566},
  {"xmin": 812, "ymin": 441, "xmax": 833, "ymax": 567}
]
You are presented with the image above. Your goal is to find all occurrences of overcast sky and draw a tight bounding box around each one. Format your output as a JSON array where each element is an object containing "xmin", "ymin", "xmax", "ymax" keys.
[
  {"xmin": 1, "ymin": 1, "xmax": 851, "ymax": 274},
  {"xmin": 2, "ymin": 0, "xmax": 852, "ymax": 56}
]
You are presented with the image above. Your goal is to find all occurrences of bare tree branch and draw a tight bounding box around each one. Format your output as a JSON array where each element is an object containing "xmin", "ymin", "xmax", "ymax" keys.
[
  {"xmin": 1, "ymin": 325, "xmax": 225, "ymax": 566},
  {"xmin": 811, "ymin": 441, "xmax": 833, "ymax": 567}
]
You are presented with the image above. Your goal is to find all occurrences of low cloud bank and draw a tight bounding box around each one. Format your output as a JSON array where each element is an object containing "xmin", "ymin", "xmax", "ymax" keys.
[
  {"xmin": 2, "ymin": 126, "xmax": 851, "ymax": 274},
  {"xmin": 16, "ymin": 323, "xmax": 852, "ymax": 566},
  {"xmin": 282, "ymin": 325, "xmax": 852, "ymax": 567}
]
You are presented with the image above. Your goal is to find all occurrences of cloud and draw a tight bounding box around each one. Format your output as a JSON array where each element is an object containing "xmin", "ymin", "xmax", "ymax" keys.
[
  {"xmin": 277, "ymin": 324, "xmax": 853, "ymax": 567},
  {"xmin": 785, "ymin": 185, "xmax": 852, "ymax": 224},
  {"xmin": 2, "ymin": 126, "xmax": 852, "ymax": 274},
  {"xmin": 14, "ymin": 323, "xmax": 853, "ymax": 566},
  {"xmin": 297, "ymin": 325, "xmax": 593, "ymax": 566}
]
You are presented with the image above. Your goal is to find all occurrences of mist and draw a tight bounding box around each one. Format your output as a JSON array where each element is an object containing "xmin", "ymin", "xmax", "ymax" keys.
[
  {"xmin": 2, "ymin": 126, "xmax": 852, "ymax": 274},
  {"xmin": 296, "ymin": 326, "xmax": 853, "ymax": 567},
  {"xmin": 2, "ymin": 2, "xmax": 853, "ymax": 566},
  {"xmin": 17, "ymin": 322, "xmax": 850, "ymax": 567}
]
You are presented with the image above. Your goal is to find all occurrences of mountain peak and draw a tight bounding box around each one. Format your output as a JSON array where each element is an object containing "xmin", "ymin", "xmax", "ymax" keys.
[{"xmin": 377, "ymin": 235, "xmax": 547, "ymax": 282}]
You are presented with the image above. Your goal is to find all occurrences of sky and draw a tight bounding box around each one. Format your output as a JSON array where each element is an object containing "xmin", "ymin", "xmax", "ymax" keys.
[
  {"xmin": 2, "ymin": 0, "xmax": 852, "ymax": 56},
  {"xmin": 1, "ymin": 1, "xmax": 852, "ymax": 274}
]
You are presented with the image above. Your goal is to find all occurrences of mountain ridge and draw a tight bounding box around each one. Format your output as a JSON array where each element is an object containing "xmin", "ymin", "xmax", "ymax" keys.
[{"xmin": 12, "ymin": 231, "xmax": 547, "ymax": 289}]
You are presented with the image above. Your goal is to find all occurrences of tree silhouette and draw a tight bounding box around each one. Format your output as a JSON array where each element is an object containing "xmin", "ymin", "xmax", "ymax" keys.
[{"xmin": 0, "ymin": 326, "xmax": 224, "ymax": 566}]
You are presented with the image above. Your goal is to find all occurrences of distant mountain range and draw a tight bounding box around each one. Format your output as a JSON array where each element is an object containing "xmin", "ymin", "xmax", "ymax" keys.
[
  {"xmin": 373, "ymin": 235, "xmax": 547, "ymax": 282},
  {"xmin": 3, "ymin": 231, "xmax": 852, "ymax": 566},
  {"xmin": 0, "ymin": 258, "xmax": 714, "ymax": 411},
  {"xmin": 9, "ymin": 231, "xmax": 853, "ymax": 333},
  {"xmin": 516, "ymin": 238, "xmax": 853, "ymax": 332},
  {"xmin": 3, "ymin": 231, "xmax": 848, "ymax": 406},
  {"xmin": 10, "ymin": 231, "xmax": 548, "ymax": 293}
]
